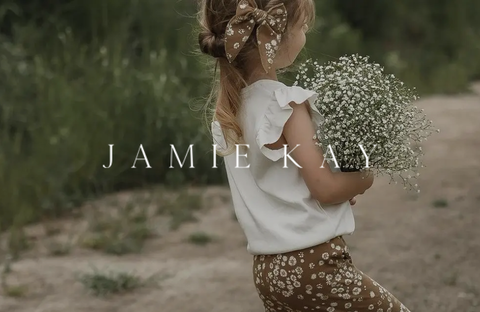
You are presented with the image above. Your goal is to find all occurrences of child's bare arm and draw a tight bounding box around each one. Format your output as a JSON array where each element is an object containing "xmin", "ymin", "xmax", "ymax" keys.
[{"xmin": 281, "ymin": 101, "xmax": 374, "ymax": 205}]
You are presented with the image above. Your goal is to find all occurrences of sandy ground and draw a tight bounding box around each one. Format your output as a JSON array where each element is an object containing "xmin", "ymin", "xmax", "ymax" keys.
[{"xmin": 1, "ymin": 83, "xmax": 480, "ymax": 312}]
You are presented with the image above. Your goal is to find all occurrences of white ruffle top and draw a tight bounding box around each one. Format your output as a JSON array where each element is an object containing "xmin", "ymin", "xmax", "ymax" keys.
[{"xmin": 212, "ymin": 79, "xmax": 355, "ymax": 255}]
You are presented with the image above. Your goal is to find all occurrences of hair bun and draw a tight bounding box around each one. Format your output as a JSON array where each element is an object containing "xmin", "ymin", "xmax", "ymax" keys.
[{"xmin": 199, "ymin": 31, "xmax": 226, "ymax": 58}]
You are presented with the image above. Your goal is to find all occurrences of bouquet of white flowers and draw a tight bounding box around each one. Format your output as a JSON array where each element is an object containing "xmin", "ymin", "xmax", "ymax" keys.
[{"xmin": 294, "ymin": 54, "xmax": 439, "ymax": 192}]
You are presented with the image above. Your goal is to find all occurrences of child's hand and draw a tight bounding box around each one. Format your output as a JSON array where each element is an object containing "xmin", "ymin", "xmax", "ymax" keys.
[{"xmin": 349, "ymin": 198, "xmax": 357, "ymax": 206}]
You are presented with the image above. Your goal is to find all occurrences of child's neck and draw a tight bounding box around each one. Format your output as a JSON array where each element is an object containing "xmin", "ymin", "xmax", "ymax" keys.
[{"xmin": 245, "ymin": 67, "xmax": 278, "ymax": 85}]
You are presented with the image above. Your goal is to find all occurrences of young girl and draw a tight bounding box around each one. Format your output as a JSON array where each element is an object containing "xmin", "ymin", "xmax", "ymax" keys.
[{"xmin": 197, "ymin": 0, "xmax": 411, "ymax": 311}]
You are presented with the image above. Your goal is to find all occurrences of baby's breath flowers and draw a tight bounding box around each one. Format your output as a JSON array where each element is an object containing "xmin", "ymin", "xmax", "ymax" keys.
[{"xmin": 294, "ymin": 54, "xmax": 440, "ymax": 192}]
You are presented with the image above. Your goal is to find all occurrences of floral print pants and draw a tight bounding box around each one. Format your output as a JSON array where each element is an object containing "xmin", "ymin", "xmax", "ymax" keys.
[{"xmin": 253, "ymin": 236, "xmax": 411, "ymax": 312}]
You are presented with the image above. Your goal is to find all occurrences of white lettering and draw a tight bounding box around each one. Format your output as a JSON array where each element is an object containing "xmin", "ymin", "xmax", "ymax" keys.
[
  {"xmin": 170, "ymin": 144, "xmax": 194, "ymax": 168},
  {"xmin": 132, "ymin": 144, "xmax": 152, "ymax": 168},
  {"xmin": 358, "ymin": 144, "xmax": 376, "ymax": 169},
  {"xmin": 235, "ymin": 144, "xmax": 250, "ymax": 168},
  {"xmin": 283, "ymin": 144, "xmax": 302, "ymax": 168},
  {"xmin": 212, "ymin": 144, "xmax": 218, "ymax": 168},
  {"xmin": 103, "ymin": 144, "xmax": 114, "ymax": 168},
  {"xmin": 321, "ymin": 145, "xmax": 339, "ymax": 168}
]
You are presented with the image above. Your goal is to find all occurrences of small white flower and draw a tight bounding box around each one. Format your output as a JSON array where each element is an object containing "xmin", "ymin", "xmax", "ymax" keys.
[{"xmin": 295, "ymin": 54, "xmax": 437, "ymax": 193}]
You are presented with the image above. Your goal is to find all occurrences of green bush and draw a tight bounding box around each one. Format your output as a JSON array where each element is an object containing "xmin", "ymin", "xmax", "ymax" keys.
[{"xmin": 0, "ymin": 0, "xmax": 227, "ymax": 231}]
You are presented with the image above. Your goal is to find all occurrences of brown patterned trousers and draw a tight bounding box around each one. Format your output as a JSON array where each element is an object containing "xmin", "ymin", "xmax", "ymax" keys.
[{"xmin": 253, "ymin": 236, "xmax": 411, "ymax": 312}]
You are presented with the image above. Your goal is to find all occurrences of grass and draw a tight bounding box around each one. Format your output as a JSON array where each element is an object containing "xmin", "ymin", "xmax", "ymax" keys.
[
  {"xmin": 219, "ymin": 193, "xmax": 232, "ymax": 205},
  {"xmin": 2, "ymin": 187, "xmax": 208, "ymax": 261},
  {"xmin": 44, "ymin": 223, "xmax": 78, "ymax": 256},
  {"xmin": 187, "ymin": 232, "xmax": 214, "ymax": 246},
  {"xmin": 432, "ymin": 199, "xmax": 449, "ymax": 208},
  {"xmin": 2, "ymin": 284, "xmax": 29, "ymax": 297},
  {"xmin": 1, "ymin": 253, "xmax": 28, "ymax": 298},
  {"xmin": 46, "ymin": 238, "xmax": 73, "ymax": 256},
  {"xmin": 44, "ymin": 224, "xmax": 63, "ymax": 236},
  {"xmin": 157, "ymin": 189, "xmax": 205, "ymax": 231},
  {"xmin": 79, "ymin": 189, "xmax": 206, "ymax": 255},
  {"xmin": 0, "ymin": 187, "xmax": 207, "ymax": 298},
  {"xmin": 169, "ymin": 209, "xmax": 199, "ymax": 231},
  {"xmin": 77, "ymin": 268, "xmax": 154, "ymax": 297},
  {"xmin": 80, "ymin": 199, "xmax": 156, "ymax": 255},
  {"xmin": 442, "ymin": 270, "xmax": 458, "ymax": 286},
  {"xmin": 7, "ymin": 227, "xmax": 31, "ymax": 260}
]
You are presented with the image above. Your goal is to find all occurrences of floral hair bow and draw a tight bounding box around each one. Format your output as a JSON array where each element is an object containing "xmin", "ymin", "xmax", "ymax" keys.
[{"xmin": 224, "ymin": 0, "xmax": 288, "ymax": 73}]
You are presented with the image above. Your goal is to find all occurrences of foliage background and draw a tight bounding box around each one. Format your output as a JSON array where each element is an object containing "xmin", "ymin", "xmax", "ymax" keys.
[{"xmin": 0, "ymin": 0, "xmax": 479, "ymax": 231}]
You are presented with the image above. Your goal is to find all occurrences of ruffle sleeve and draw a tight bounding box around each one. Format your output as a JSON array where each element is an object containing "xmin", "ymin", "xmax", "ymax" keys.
[
  {"xmin": 255, "ymin": 86, "xmax": 323, "ymax": 161},
  {"xmin": 212, "ymin": 121, "xmax": 228, "ymax": 153}
]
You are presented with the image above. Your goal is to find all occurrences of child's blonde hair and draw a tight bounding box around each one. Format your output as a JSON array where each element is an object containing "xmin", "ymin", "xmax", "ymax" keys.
[{"xmin": 197, "ymin": 0, "xmax": 315, "ymax": 156}]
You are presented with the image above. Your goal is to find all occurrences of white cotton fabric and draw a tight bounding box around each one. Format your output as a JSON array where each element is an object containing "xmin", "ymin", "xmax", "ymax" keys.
[{"xmin": 212, "ymin": 79, "xmax": 355, "ymax": 255}]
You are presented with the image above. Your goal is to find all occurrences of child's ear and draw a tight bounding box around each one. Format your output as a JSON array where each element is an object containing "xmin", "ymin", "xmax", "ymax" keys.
[{"xmin": 302, "ymin": 24, "xmax": 309, "ymax": 33}]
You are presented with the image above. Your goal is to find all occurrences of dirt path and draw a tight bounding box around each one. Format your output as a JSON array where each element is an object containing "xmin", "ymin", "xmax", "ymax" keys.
[{"xmin": 1, "ymin": 83, "xmax": 480, "ymax": 312}]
